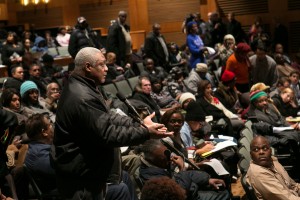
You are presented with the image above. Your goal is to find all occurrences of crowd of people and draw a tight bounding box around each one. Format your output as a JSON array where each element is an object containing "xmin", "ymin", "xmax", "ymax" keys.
[{"xmin": 1, "ymin": 9, "xmax": 300, "ymax": 200}]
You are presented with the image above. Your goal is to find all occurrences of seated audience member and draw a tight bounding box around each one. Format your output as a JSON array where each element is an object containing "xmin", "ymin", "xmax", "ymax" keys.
[
  {"xmin": 1, "ymin": 88, "xmax": 28, "ymax": 124},
  {"xmin": 273, "ymin": 43, "xmax": 291, "ymax": 64},
  {"xmin": 24, "ymin": 113, "xmax": 56, "ymax": 193},
  {"xmin": 45, "ymin": 31, "xmax": 56, "ymax": 48},
  {"xmin": 214, "ymin": 70, "xmax": 240, "ymax": 113},
  {"xmin": 196, "ymin": 80, "xmax": 244, "ymax": 138},
  {"xmin": 20, "ymin": 81, "xmax": 55, "ymax": 122},
  {"xmin": 178, "ymin": 92, "xmax": 196, "ymax": 110},
  {"xmin": 1, "ymin": 31, "xmax": 24, "ymax": 76},
  {"xmin": 168, "ymin": 42, "xmax": 189, "ymax": 75},
  {"xmin": 3, "ymin": 66, "xmax": 24, "ymax": 91},
  {"xmin": 43, "ymin": 82, "xmax": 61, "ymax": 114},
  {"xmin": 241, "ymin": 82, "xmax": 277, "ymax": 119},
  {"xmin": 289, "ymin": 70, "xmax": 300, "ymax": 104},
  {"xmin": 218, "ymin": 34, "xmax": 236, "ymax": 68},
  {"xmin": 291, "ymin": 52, "xmax": 300, "ymax": 72},
  {"xmin": 56, "ymin": 26, "xmax": 70, "ymax": 47},
  {"xmin": 184, "ymin": 63, "xmax": 216, "ymax": 94},
  {"xmin": 0, "ymin": 109, "xmax": 18, "ymax": 200},
  {"xmin": 246, "ymin": 90, "xmax": 300, "ymax": 149},
  {"xmin": 141, "ymin": 176, "xmax": 186, "ymax": 200},
  {"xmin": 167, "ymin": 67, "xmax": 188, "ymax": 99},
  {"xmin": 31, "ymin": 36, "xmax": 48, "ymax": 53},
  {"xmin": 25, "ymin": 114, "xmax": 137, "ymax": 200},
  {"xmin": 274, "ymin": 53, "xmax": 294, "ymax": 78},
  {"xmin": 140, "ymin": 58, "xmax": 168, "ymax": 83},
  {"xmin": 28, "ymin": 63, "xmax": 48, "ymax": 98},
  {"xmin": 180, "ymin": 101, "xmax": 239, "ymax": 180},
  {"xmin": 225, "ymin": 43, "xmax": 251, "ymax": 93},
  {"xmin": 160, "ymin": 108, "xmax": 190, "ymax": 157},
  {"xmin": 104, "ymin": 52, "xmax": 135, "ymax": 84},
  {"xmin": 269, "ymin": 77, "xmax": 291, "ymax": 98},
  {"xmin": 131, "ymin": 76, "xmax": 161, "ymax": 122},
  {"xmin": 41, "ymin": 54, "xmax": 64, "ymax": 82},
  {"xmin": 272, "ymin": 87, "xmax": 299, "ymax": 118},
  {"xmin": 139, "ymin": 139, "xmax": 230, "ymax": 200},
  {"xmin": 150, "ymin": 78, "xmax": 180, "ymax": 110},
  {"xmin": 246, "ymin": 136, "xmax": 300, "ymax": 200}
]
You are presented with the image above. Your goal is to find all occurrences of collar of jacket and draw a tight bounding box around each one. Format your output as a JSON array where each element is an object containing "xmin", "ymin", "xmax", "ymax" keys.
[{"xmin": 71, "ymin": 73, "xmax": 98, "ymax": 89}]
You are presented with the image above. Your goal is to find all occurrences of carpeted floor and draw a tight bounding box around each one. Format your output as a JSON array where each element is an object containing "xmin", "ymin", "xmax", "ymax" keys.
[{"xmin": 232, "ymin": 177, "xmax": 246, "ymax": 199}]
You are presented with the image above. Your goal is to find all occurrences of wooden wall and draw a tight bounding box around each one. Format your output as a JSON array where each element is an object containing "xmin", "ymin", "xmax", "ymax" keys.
[{"xmin": 4, "ymin": 0, "xmax": 300, "ymax": 53}]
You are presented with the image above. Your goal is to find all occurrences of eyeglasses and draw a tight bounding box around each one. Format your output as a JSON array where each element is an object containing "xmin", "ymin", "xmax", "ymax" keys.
[
  {"xmin": 50, "ymin": 88, "xmax": 60, "ymax": 92},
  {"xmin": 169, "ymin": 119, "xmax": 183, "ymax": 124},
  {"xmin": 33, "ymin": 69, "xmax": 41, "ymax": 72}
]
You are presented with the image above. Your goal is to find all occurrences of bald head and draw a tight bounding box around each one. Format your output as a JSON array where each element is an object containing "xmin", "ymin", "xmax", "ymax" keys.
[
  {"xmin": 250, "ymin": 136, "xmax": 272, "ymax": 168},
  {"xmin": 118, "ymin": 11, "xmax": 127, "ymax": 24},
  {"xmin": 74, "ymin": 47, "xmax": 108, "ymax": 85}
]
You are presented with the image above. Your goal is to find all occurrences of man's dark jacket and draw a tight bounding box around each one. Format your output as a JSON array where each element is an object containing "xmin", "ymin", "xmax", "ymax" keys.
[
  {"xmin": 144, "ymin": 32, "xmax": 168, "ymax": 68},
  {"xmin": 51, "ymin": 74, "xmax": 150, "ymax": 184},
  {"xmin": 106, "ymin": 21, "xmax": 130, "ymax": 65}
]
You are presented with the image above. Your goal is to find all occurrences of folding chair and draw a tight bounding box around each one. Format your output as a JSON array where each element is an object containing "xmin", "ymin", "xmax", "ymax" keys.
[
  {"xmin": 127, "ymin": 76, "xmax": 139, "ymax": 90},
  {"xmin": 238, "ymin": 136, "xmax": 251, "ymax": 152},
  {"xmin": 241, "ymin": 173, "xmax": 258, "ymax": 200},
  {"xmin": 244, "ymin": 120, "xmax": 253, "ymax": 134},
  {"xmin": 240, "ymin": 127, "xmax": 253, "ymax": 143},
  {"xmin": 114, "ymin": 79, "xmax": 133, "ymax": 98},
  {"xmin": 23, "ymin": 164, "xmax": 61, "ymax": 200},
  {"xmin": 136, "ymin": 62, "xmax": 145, "ymax": 74},
  {"xmin": 238, "ymin": 157, "xmax": 250, "ymax": 174},
  {"xmin": 102, "ymin": 83, "xmax": 118, "ymax": 97},
  {"xmin": 238, "ymin": 146, "xmax": 251, "ymax": 163}
]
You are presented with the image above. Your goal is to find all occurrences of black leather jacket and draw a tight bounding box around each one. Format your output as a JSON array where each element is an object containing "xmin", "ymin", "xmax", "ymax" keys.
[
  {"xmin": 68, "ymin": 28, "xmax": 95, "ymax": 58},
  {"xmin": 51, "ymin": 74, "xmax": 149, "ymax": 183}
]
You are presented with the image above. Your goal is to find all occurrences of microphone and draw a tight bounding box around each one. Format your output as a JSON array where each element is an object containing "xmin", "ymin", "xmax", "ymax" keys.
[
  {"xmin": 116, "ymin": 92, "xmax": 146, "ymax": 128},
  {"xmin": 160, "ymin": 139, "xmax": 200, "ymax": 170},
  {"xmin": 164, "ymin": 149, "xmax": 173, "ymax": 176}
]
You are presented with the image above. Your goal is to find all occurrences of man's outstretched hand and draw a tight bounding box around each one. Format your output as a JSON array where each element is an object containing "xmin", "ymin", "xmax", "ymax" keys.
[{"xmin": 143, "ymin": 112, "xmax": 173, "ymax": 139}]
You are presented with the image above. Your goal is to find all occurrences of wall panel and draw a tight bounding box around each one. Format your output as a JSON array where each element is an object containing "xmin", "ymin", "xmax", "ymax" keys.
[
  {"xmin": 16, "ymin": 7, "xmax": 63, "ymax": 29},
  {"xmin": 289, "ymin": 21, "xmax": 300, "ymax": 52},
  {"xmin": 216, "ymin": 0, "xmax": 268, "ymax": 16},
  {"xmin": 79, "ymin": 0, "xmax": 128, "ymax": 28},
  {"xmin": 148, "ymin": 0, "xmax": 200, "ymax": 24}
]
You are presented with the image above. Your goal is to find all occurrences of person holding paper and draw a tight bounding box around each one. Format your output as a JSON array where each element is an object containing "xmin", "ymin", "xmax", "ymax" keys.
[
  {"xmin": 246, "ymin": 90, "xmax": 300, "ymax": 146},
  {"xmin": 180, "ymin": 101, "xmax": 239, "ymax": 181},
  {"xmin": 246, "ymin": 90, "xmax": 300, "ymax": 177}
]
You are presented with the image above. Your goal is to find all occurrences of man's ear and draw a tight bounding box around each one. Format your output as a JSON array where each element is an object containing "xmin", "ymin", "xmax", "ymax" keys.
[{"xmin": 85, "ymin": 62, "xmax": 92, "ymax": 72}]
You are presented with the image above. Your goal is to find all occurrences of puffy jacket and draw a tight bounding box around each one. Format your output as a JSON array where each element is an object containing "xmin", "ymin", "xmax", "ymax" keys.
[
  {"xmin": 51, "ymin": 74, "xmax": 150, "ymax": 183},
  {"xmin": 68, "ymin": 28, "xmax": 95, "ymax": 58}
]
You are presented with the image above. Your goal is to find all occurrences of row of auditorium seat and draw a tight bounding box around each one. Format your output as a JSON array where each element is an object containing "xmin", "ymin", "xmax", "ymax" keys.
[{"xmin": 102, "ymin": 76, "xmax": 139, "ymax": 98}]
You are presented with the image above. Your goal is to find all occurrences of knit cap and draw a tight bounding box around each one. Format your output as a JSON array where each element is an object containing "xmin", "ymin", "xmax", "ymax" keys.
[
  {"xmin": 20, "ymin": 81, "xmax": 38, "ymax": 98},
  {"xmin": 179, "ymin": 92, "xmax": 196, "ymax": 106},
  {"xmin": 221, "ymin": 70, "xmax": 235, "ymax": 83},
  {"xmin": 195, "ymin": 63, "xmax": 208, "ymax": 73},
  {"xmin": 236, "ymin": 43, "xmax": 251, "ymax": 53},
  {"xmin": 250, "ymin": 90, "xmax": 267, "ymax": 102},
  {"xmin": 185, "ymin": 101, "xmax": 206, "ymax": 121}
]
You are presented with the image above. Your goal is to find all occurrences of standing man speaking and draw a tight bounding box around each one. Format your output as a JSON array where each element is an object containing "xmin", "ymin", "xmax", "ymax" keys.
[{"xmin": 50, "ymin": 47, "xmax": 171, "ymax": 199}]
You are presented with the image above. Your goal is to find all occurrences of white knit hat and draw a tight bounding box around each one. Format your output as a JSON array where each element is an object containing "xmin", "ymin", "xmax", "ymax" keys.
[{"xmin": 179, "ymin": 92, "xmax": 196, "ymax": 106}]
